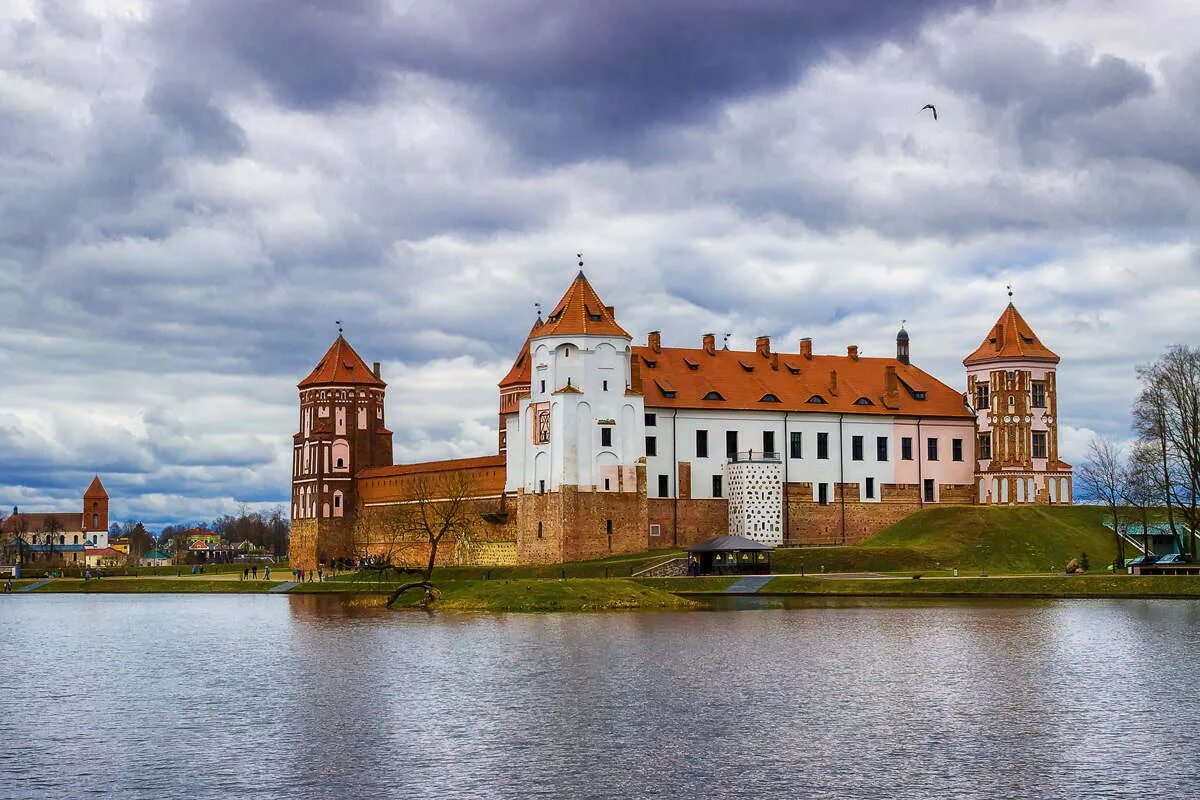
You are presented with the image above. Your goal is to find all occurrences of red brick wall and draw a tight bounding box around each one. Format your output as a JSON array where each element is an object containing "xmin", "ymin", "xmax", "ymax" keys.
[{"xmin": 648, "ymin": 498, "xmax": 729, "ymax": 547}]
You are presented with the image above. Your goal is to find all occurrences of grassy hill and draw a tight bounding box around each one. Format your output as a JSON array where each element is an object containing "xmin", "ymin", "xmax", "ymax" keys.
[{"xmin": 773, "ymin": 505, "xmax": 1121, "ymax": 575}]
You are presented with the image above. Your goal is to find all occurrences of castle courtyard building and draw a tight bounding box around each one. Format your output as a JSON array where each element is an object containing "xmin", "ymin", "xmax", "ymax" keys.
[{"xmin": 290, "ymin": 273, "xmax": 1070, "ymax": 570}]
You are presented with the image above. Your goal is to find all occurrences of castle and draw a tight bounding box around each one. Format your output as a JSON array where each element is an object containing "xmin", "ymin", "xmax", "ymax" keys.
[{"xmin": 290, "ymin": 273, "xmax": 1070, "ymax": 570}]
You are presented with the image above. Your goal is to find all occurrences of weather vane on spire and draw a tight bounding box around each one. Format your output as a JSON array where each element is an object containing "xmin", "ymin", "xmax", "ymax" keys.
[
  {"xmin": 335, "ymin": 319, "xmax": 343, "ymax": 335},
  {"xmin": 577, "ymin": 252, "xmax": 584, "ymax": 268},
  {"xmin": 534, "ymin": 301, "xmax": 542, "ymax": 320},
  {"xmin": 901, "ymin": 318, "xmax": 906, "ymax": 328},
  {"xmin": 1006, "ymin": 283, "xmax": 1013, "ymax": 299}
]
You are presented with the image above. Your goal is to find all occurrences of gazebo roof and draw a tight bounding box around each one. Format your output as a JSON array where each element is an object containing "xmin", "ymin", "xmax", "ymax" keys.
[{"xmin": 686, "ymin": 535, "xmax": 775, "ymax": 553}]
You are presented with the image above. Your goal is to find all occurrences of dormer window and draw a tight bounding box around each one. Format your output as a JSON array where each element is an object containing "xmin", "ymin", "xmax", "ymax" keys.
[
  {"xmin": 913, "ymin": 392, "xmax": 926, "ymax": 400},
  {"xmin": 684, "ymin": 358, "xmax": 699, "ymax": 370},
  {"xmin": 785, "ymin": 363, "xmax": 801, "ymax": 375},
  {"xmin": 854, "ymin": 397, "xmax": 873, "ymax": 406},
  {"xmin": 642, "ymin": 356, "xmax": 657, "ymax": 368},
  {"xmin": 759, "ymin": 394, "xmax": 781, "ymax": 403},
  {"xmin": 737, "ymin": 360, "xmax": 754, "ymax": 372},
  {"xmin": 703, "ymin": 391, "xmax": 725, "ymax": 401},
  {"xmin": 806, "ymin": 395, "xmax": 827, "ymax": 404}
]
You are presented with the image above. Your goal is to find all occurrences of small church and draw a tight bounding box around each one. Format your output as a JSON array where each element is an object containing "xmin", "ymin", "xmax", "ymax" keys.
[
  {"xmin": 289, "ymin": 272, "xmax": 1070, "ymax": 571},
  {"xmin": 3, "ymin": 476, "xmax": 111, "ymax": 565}
]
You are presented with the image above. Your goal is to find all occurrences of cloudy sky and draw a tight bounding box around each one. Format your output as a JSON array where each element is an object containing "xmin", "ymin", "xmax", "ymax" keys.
[{"xmin": 2, "ymin": 0, "xmax": 1198, "ymax": 527}]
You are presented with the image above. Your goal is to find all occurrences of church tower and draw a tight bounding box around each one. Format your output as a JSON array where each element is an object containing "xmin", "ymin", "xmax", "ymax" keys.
[
  {"xmin": 506, "ymin": 270, "xmax": 648, "ymax": 562},
  {"xmin": 965, "ymin": 303, "xmax": 1071, "ymax": 505},
  {"xmin": 82, "ymin": 475, "xmax": 108, "ymax": 546},
  {"xmin": 290, "ymin": 334, "xmax": 394, "ymax": 569}
]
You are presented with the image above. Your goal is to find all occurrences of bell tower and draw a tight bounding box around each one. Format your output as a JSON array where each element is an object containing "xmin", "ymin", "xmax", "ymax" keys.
[
  {"xmin": 82, "ymin": 475, "xmax": 108, "ymax": 544},
  {"xmin": 290, "ymin": 332, "xmax": 394, "ymax": 569}
]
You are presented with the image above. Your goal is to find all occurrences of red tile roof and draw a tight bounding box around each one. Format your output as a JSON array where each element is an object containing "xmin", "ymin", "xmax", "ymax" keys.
[
  {"xmin": 2, "ymin": 513, "xmax": 82, "ymax": 534},
  {"xmin": 499, "ymin": 317, "xmax": 543, "ymax": 389},
  {"xmin": 634, "ymin": 343, "xmax": 972, "ymax": 418},
  {"xmin": 84, "ymin": 475, "xmax": 107, "ymax": 498},
  {"xmin": 357, "ymin": 454, "xmax": 506, "ymax": 479},
  {"xmin": 964, "ymin": 304, "xmax": 1059, "ymax": 366},
  {"xmin": 299, "ymin": 336, "xmax": 386, "ymax": 388},
  {"xmin": 535, "ymin": 272, "xmax": 630, "ymax": 339}
]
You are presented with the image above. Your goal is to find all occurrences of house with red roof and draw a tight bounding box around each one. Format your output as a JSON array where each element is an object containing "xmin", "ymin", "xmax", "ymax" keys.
[{"xmin": 289, "ymin": 271, "xmax": 1070, "ymax": 570}]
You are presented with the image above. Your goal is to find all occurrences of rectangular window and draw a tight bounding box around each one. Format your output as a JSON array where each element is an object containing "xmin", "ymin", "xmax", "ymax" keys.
[
  {"xmin": 902, "ymin": 437, "xmax": 913, "ymax": 461},
  {"xmin": 876, "ymin": 436, "xmax": 888, "ymax": 461},
  {"xmin": 978, "ymin": 433, "xmax": 992, "ymax": 460},
  {"xmin": 539, "ymin": 380, "xmax": 546, "ymax": 394},
  {"xmin": 763, "ymin": 430, "xmax": 775, "ymax": 456},
  {"xmin": 976, "ymin": 384, "xmax": 990, "ymax": 409},
  {"xmin": 790, "ymin": 431, "xmax": 802, "ymax": 459},
  {"xmin": 712, "ymin": 475, "xmax": 722, "ymax": 498},
  {"xmin": 1032, "ymin": 381, "xmax": 1047, "ymax": 408},
  {"xmin": 602, "ymin": 380, "xmax": 609, "ymax": 391},
  {"xmin": 817, "ymin": 432, "xmax": 829, "ymax": 460},
  {"xmin": 649, "ymin": 523, "xmax": 661, "ymax": 538},
  {"xmin": 657, "ymin": 474, "xmax": 669, "ymax": 498},
  {"xmin": 646, "ymin": 436, "xmax": 657, "ymax": 457},
  {"xmin": 1032, "ymin": 431, "xmax": 1048, "ymax": 459},
  {"xmin": 818, "ymin": 483, "xmax": 829, "ymax": 505},
  {"xmin": 852, "ymin": 435, "xmax": 864, "ymax": 461},
  {"xmin": 923, "ymin": 479, "xmax": 935, "ymax": 502},
  {"xmin": 952, "ymin": 438, "xmax": 963, "ymax": 462},
  {"xmin": 726, "ymin": 431, "xmax": 738, "ymax": 460},
  {"xmin": 645, "ymin": 413, "xmax": 656, "ymax": 427},
  {"xmin": 927, "ymin": 438, "xmax": 939, "ymax": 461},
  {"xmin": 539, "ymin": 479, "xmax": 546, "ymax": 495},
  {"xmin": 865, "ymin": 477, "xmax": 875, "ymax": 499},
  {"xmin": 696, "ymin": 430, "xmax": 709, "ymax": 458},
  {"xmin": 601, "ymin": 427, "xmax": 613, "ymax": 447}
]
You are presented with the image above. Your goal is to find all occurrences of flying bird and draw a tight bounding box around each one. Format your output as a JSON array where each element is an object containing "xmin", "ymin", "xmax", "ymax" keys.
[{"xmin": 918, "ymin": 104, "xmax": 938, "ymax": 120}]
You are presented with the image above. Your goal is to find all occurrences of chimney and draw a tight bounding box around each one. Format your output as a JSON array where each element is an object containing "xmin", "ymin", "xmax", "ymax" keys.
[
  {"xmin": 703, "ymin": 333, "xmax": 716, "ymax": 355},
  {"xmin": 847, "ymin": 345, "xmax": 859, "ymax": 361},
  {"xmin": 648, "ymin": 331, "xmax": 662, "ymax": 354},
  {"xmin": 800, "ymin": 338, "xmax": 813, "ymax": 360},
  {"xmin": 884, "ymin": 365, "xmax": 900, "ymax": 408},
  {"xmin": 770, "ymin": 352, "xmax": 780, "ymax": 371},
  {"xmin": 372, "ymin": 361, "xmax": 381, "ymax": 379},
  {"xmin": 829, "ymin": 369, "xmax": 839, "ymax": 396},
  {"xmin": 756, "ymin": 336, "xmax": 771, "ymax": 358}
]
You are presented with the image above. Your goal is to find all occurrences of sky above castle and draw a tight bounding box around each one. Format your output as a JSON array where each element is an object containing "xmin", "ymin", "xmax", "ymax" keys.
[{"xmin": 2, "ymin": 0, "xmax": 1198, "ymax": 527}]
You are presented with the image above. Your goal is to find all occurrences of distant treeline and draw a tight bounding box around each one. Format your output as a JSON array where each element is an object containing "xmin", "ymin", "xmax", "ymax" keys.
[{"xmin": 115, "ymin": 507, "xmax": 290, "ymax": 556}]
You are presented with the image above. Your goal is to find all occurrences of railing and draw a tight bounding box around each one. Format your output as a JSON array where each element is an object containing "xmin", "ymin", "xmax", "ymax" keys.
[{"xmin": 727, "ymin": 450, "xmax": 781, "ymax": 463}]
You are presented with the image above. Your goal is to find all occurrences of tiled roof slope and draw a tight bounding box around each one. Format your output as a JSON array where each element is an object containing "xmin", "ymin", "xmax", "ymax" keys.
[
  {"xmin": 84, "ymin": 475, "xmax": 107, "ymax": 498},
  {"xmin": 358, "ymin": 454, "xmax": 506, "ymax": 479},
  {"xmin": 964, "ymin": 304, "xmax": 1059, "ymax": 366},
  {"xmin": 535, "ymin": 272, "xmax": 630, "ymax": 339},
  {"xmin": 499, "ymin": 317, "xmax": 543, "ymax": 389},
  {"xmin": 299, "ymin": 335, "xmax": 386, "ymax": 388},
  {"xmin": 3, "ymin": 513, "xmax": 83, "ymax": 533},
  {"xmin": 634, "ymin": 345, "xmax": 972, "ymax": 418}
]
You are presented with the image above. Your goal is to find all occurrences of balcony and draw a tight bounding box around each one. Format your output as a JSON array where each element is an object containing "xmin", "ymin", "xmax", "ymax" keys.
[{"xmin": 727, "ymin": 450, "xmax": 781, "ymax": 463}]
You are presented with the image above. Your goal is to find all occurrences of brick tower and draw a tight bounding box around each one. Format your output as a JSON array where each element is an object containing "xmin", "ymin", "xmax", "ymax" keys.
[
  {"xmin": 290, "ymin": 334, "xmax": 394, "ymax": 569},
  {"xmin": 965, "ymin": 302, "xmax": 1071, "ymax": 505},
  {"xmin": 82, "ymin": 475, "xmax": 109, "ymax": 543}
]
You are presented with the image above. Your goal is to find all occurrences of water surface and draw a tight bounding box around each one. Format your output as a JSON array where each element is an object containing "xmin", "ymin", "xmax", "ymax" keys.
[{"xmin": 1, "ymin": 594, "xmax": 1197, "ymax": 799}]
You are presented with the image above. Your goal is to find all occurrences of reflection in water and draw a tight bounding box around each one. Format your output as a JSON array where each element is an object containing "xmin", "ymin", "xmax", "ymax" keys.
[{"xmin": 1, "ymin": 594, "xmax": 1198, "ymax": 799}]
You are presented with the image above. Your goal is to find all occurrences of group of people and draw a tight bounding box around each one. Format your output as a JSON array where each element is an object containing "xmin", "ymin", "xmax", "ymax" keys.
[
  {"xmin": 292, "ymin": 566, "xmax": 324, "ymax": 582},
  {"xmin": 239, "ymin": 564, "xmax": 271, "ymax": 581}
]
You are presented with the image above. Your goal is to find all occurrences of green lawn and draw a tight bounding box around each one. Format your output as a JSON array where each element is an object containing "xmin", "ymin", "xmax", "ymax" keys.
[
  {"xmin": 388, "ymin": 578, "xmax": 698, "ymax": 612},
  {"xmin": 772, "ymin": 506, "xmax": 1124, "ymax": 575},
  {"xmin": 633, "ymin": 576, "xmax": 739, "ymax": 594},
  {"xmin": 761, "ymin": 573, "xmax": 1200, "ymax": 598},
  {"xmin": 328, "ymin": 548, "xmax": 685, "ymax": 583}
]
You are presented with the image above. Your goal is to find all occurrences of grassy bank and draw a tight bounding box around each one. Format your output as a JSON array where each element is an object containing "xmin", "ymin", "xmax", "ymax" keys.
[
  {"xmin": 389, "ymin": 578, "xmax": 698, "ymax": 611},
  {"xmin": 32, "ymin": 578, "xmax": 274, "ymax": 593},
  {"xmin": 760, "ymin": 573, "xmax": 1200, "ymax": 599},
  {"xmin": 328, "ymin": 548, "xmax": 685, "ymax": 583},
  {"xmin": 773, "ymin": 506, "xmax": 1122, "ymax": 575}
]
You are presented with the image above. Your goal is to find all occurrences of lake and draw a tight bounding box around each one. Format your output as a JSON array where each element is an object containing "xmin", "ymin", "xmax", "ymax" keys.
[{"xmin": 1, "ymin": 594, "xmax": 1198, "ymax": 799}]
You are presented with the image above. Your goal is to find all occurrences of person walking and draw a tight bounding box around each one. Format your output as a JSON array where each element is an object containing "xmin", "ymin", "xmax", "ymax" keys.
[
  {"xmin": 317, "ymin": 566, "xmax": 324, "ymax": 583},
  {"xmin": 264, "ymin": 565, "xmax": 271, "ymax": 581},
  {"xmin": 252, "ymin": 564, "xmax": 258, "ymax": 580},
  {"xmin": 242, "ymin": 567, "xmax": 248, "ymax": 581}
]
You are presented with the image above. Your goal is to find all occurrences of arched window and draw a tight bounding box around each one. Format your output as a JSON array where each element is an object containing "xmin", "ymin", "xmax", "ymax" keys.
[
  {"xmin": 332, "ymin": 440, "xmax": 350, "ymax": 471},
  {"xmin": 759, "ymin": 394, "xmax": 781, "ymax": 403},
  {"xmin": 1008, "ymin": 395, "xmax": 1015, "ymax": 411},
  {"xmin": 73, "ymin": 535, "xmax": 79, "ymax": 545},
  {"xmin": 806, "ymin": 395, "xmax": 827, "ymax": 404},
  {"xmin": 703, "ymin": 391, "xmax": 725, "ymax": 401},
  {"xmin": 854, "ymin": 397, "xmax": 873, "ymax": 406},
  {"xmin": 92, "ymin": 514, "xmax": 98, "ymax": 528},
  {"xmin": 59, "ymin": 535, "xmax": 65, "ymax": 545}
]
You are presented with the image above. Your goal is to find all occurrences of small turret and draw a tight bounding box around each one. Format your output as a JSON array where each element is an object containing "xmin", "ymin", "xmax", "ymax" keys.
[{"xmin": 896, "ymin": 323, "xmax": 910, "ymax": 365}]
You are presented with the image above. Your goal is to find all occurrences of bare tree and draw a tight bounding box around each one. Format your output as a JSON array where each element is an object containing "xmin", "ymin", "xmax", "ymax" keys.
[
  {"xmin": 41, "ymin": 516, "xmax": 65, "ymax": 566},
  {"xmin": 1078, "ymin": 437, "xmax": 1127, "ymax": 567},
  {"xmin": 349, "ymin": 501, "xmax": 411, "ymax": 588},
  {"xmin": 1122, "ymin": 441, "xmax": 1164, "ymax": 557},
  {"xmin": 382, "ymin": 471, "xmax": 479, "ymax": 608},
  {"xmin": 1134, "ymin": 346, "xmax": 1200, "ymax": 558}
]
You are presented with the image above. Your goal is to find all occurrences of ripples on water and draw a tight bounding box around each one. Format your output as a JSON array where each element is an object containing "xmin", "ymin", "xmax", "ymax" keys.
[{"xmin": 1, "ymin": 594, "xmax": 1198, "ymax": 799}]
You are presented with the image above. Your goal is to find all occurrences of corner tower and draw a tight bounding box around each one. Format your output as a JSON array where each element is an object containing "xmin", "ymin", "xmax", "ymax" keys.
[
  {"xmin": 507, "ymin": 270, "xmax": 648, "ymax": 562},
  {"xmin": 965, "ymin": 303, "xmax": 1071, "ymax": 505},
  {"xmin": 290, "ymin": 334, "xmax": 394, "ymax": 569}
]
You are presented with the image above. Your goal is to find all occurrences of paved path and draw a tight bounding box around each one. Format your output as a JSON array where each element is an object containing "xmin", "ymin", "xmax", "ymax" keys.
[
  {"xmin": 16, "ymin": 580, "xmax": 52, "ymax": 593},
  {"xmin": 724, "ymin": 575, "xmax": 774, "ymax": 593},
  {"xmin": 267, "ymin": 581, "xmax": 299, "ymax": 594}
]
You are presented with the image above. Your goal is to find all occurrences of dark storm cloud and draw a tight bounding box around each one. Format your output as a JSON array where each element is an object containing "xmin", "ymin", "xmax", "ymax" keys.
[
  {"xmin": 145, "ymin": 78, "xmax": 247, "ymax": 158},
  {"xmin": 154, "ymin": 0, "xmax": 990, "ymax": 160}
]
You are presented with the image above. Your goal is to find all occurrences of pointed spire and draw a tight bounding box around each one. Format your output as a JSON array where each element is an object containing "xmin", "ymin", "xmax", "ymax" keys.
[
  {"xmin": 535, "ymin": 269, "xmax": 630, "ymax": 339},
  {"xmin": 964, "ymin": 303, "xmax": 1059, "ymax": 366},
  {"xmin": 499, "ymin": 315, "xmax": 546, "ymax": 388},
  {"xmin": 84, "ymin": 475, "xmax": 108, "ymax": 498},
  {"xmin": 299, "ymin": 335, "xmax": 387, "ymax": 388}
]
